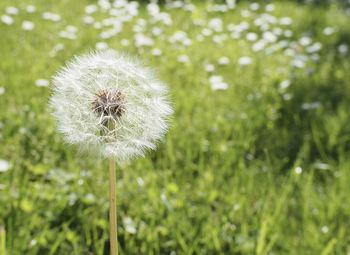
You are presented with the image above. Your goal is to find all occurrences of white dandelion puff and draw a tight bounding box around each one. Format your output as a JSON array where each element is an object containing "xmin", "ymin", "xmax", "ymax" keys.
[{"xmin": 49, "ymin": 50, "xmax": 173, "ymax": 161}]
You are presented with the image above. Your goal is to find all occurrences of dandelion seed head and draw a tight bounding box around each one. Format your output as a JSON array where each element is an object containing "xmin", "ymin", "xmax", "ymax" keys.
[{"xmin": 50, "ymin": 50, "xmax": 172, "ymax": 161}]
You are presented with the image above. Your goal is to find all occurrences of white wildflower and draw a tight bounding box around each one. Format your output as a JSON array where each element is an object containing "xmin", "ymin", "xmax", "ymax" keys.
[
  {"xmin": 42, "ymin": 12, "xmax": 61, "ymax": 22},
  {"xmin": 26, "ymin": 5, "xmax": 36, "ymax": 13},
  {"xmin": 1, "ymin": 15, "xmax": 14, "ymax": 25},
  {"xmin": 0, "ymin": 159, "xmax": 11, "ymax": 172},
  {"xmin": 209, "ymin": 75, "xmax": 228, "ymax": 91},
  {"xmin": 22, "ymin": 21, "xmax": 34, "ymax": 31},
  {"xmin": 238, "ymin": 56, "xmax": 252, "ymax": 66},
  {"xmin": 323, "ymin": 27, "xmax": 335, "ymax": 36},
  {"xmin": 35, "ymin": 79, "xmax": 49, "ymax": 87},
  {"xmin": 96, "ymin": 41, "xmax": 109, "ymax": 50},
  {"xmin": 338, "ymin": 44, "xmax": 348, "ymax": 55},
  {"xmin": 295, "ymin": 166, "xmax": 302, "ymax": 174},
  {"xmin": 6, "ymin": 6, "xmax": 18, "ymax": 15},
  {"xmin": 218, "ymin": 56, "xmax": 230, "ymax": 65},
  {"xmin": 177, "ymin": 54, "xmax": 189, "ymax": 63},
  {"xmin": 151, "ymin": 48, "xmax": 162, "ymax": 56},
  {"xmin": 246, "ymin": 32, "xmax": 258, "ymax": 42},
  {"xmin": 50, "ymin": 50, "xmax": 172, "ymax": 161}
]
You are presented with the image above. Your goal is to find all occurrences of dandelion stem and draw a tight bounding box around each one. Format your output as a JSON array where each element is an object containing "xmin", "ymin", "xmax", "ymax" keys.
[{"xmin": 109, "ymin": 158, "xmax": 118, "ymax": 255}]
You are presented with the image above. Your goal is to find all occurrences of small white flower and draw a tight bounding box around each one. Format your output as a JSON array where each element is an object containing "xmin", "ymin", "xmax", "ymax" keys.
[
  {"xmin": 83, "ymin": 16, "xmax": 94, "ymax": 25},
  {"xmin": 177, "ymin": 54, "xmax": 189, "ymax": 63},
  {"xmin": 338, "ymin": 44, "xmax": 348, "ymax": 55},
  {"xmin": 0, "ymin": 159, "xmax": 11, "ymax": 172},
  {"xmin": 209, "ymin": 75, "xmax": 228, "ymax": 91},
  {"xmin": 252, "ymin": 40, "xmax": 266, "ymax": 52},
  {"xmin": 205, "ymin": 64, "xmax": 215, "ymax": 72},
  {"xmin": 238, "ymin": 56, "xmax": 252, "ymax": 66},
  {"xmin": 50, "ymin": 50, "xmax": 172, "ymax": 161},
  {"xmin": 22, "ymin": 21, "xmax": 34, "ymax": 31},
  {"xmin": 1, "ymin": 15, "xmax": 14, "ymax": 25},
  {"xmin": 246, "ymin": 32, "xmax": 258, "ymax": 42},
  {"xmin": 42, "ymin": 12, "xmax": 61, "ymax": 22},
  {"xmin": 299, "ymin": 36, "xmax": 312, "ymax": 46},
  {"xmin": 151, "ymin": 48, "xmax": 162, "ymax": 56},
  {"xmin": 279, "ymin": 80, "xmax": 291, "ymax": 91},
  {"xmin": 85, "ymin": 4, "xmax": 97, "ymax": 14},
  {"xmin": 249, "ymin": 3, "xmax": 259, "ymax": 11},
  {"xmin": 321, "ymin": 226, "xmax": 329, "ymax": 234},
  {"xmin": 295, "ymin": 166, "xmax": 302, "ymax": 174},
  {"xmin": 35, "ymin": 79, "xmax": 49, "ymax": 87},
  {"xmin": 218, "ymin": 56, "xmax": 230, "ymax": 65},
  {"xmin": 96, "ymin": 41, "xmax": 109, "ymax": 50},
  {"xmin": 265, "ymin": 4, "xmax": 275, "ymax": 12},
  {"xmin": 26, "ymin": 5, "xmax": 36, "ymax": 13},
  {"xmin": 6, "ymin": 6, "xmax": 19, "ymax": 15},
  {"xmin": 279, "ymin": 17, "xmax": 292, "ymax": 26},
  {"xmin": 323, "ymin": 27, "xmax": 335, "ymax": 36},
  {"xmin": 120, "ymin": 39, "xmax": 130, "ymax": 46},
  {"xmin": 302, "ymin": 102, "xmax": 321, "ymax": 110},
  {"xmin": 49, "ymin": 43, "xmax": 65, "ymax": 57}
]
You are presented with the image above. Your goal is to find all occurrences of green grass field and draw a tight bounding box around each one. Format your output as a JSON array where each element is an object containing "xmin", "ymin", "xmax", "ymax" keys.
[{"xmin": 1, "ymin": 0, "xmax": 350, "ymax": 254}]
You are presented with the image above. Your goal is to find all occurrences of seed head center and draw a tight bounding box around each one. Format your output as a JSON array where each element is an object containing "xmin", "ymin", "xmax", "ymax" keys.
[{"xmin": 93, "ymin": 89, "xmax": 125, "ymax": 120}]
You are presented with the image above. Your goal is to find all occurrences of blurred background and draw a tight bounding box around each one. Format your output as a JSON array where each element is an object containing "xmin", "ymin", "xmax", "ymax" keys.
[{"xmin": 1, "ymin": 0, "xmax": 350, "ymax": 254}]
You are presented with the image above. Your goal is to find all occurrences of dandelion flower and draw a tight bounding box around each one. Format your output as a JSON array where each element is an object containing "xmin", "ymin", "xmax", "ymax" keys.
[{"xmin": 50, "ymin": 50, "xmax": 172, "ymax": 161}]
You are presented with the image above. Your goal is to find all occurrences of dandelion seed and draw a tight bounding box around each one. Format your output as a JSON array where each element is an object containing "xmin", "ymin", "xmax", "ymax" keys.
[
  {"xmin": 49, "ymin": 50, "xmax": 172, "ymax": 161},
  {"xmin": 22, "ymin": 21, "xmax": 34, "ymax": 31}
]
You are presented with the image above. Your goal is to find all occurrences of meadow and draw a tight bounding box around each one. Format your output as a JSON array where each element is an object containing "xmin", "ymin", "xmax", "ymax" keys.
[{"xmin": 1, "ymin": 0, "xmax": 350, "ymax": 254}]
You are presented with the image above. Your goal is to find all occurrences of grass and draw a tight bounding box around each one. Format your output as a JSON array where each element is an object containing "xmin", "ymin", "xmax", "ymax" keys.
[{"xmin": 0, "ymin": 0, "xmax": 350, "ymax": 254}]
